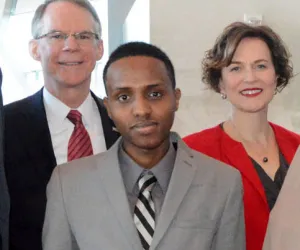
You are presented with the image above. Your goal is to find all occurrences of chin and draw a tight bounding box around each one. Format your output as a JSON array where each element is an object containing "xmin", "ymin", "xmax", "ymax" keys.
[
  {"xmin": 61, "ymin": 78, "xmax": 89, "ymax": 88},
  {"xmin": 133, "ymin": 137, "xmax": 167, "ymax": 151},
  {"xmin": 239, "ymin": 104, "xmax": 269, "ymax": 113}
]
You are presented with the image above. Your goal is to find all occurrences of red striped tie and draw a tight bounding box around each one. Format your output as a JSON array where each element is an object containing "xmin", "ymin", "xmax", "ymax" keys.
[{"xmin": 67, "ymin": 110, "xmax": 93, "ymax": 161}]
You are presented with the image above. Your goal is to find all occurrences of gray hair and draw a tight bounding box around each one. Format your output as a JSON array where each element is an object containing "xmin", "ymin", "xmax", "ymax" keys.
[{"xmin": 31, "ymin": 0, "xmax": 102, "ymax": 39}]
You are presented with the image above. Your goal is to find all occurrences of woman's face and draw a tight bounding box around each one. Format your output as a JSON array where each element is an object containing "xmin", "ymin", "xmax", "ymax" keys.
[{"xmin": 220, "ymin": 37, "xmax": 277, "ymax": 113}]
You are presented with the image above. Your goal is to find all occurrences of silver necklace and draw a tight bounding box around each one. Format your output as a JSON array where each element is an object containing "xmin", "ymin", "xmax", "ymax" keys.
[{"xmin": 230, "ymin": 121, "xmax": 270, "ymax": 163}]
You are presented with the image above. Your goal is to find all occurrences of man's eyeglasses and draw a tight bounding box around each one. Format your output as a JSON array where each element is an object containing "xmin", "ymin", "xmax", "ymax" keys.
[{"xmin": 35, "ymin": 31, "xmax": 100, "ymax": 46}]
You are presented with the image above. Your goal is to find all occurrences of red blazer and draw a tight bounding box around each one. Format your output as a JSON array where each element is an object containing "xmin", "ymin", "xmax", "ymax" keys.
[{"xmin": 183, "ymin": 123, "xmax": 300, "ymax": 250}]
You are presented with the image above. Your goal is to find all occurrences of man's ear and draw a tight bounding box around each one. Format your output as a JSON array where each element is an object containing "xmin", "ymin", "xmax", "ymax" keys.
[
  {"xmin": 29, "ymin": 39, "xmax": 41, "ymax": 61},
  {"xmin": 103, "ymin": 97, "xmax": 112, "ymax": 119},
  {"xmin": 96, "ymin": 39, "xmax": 104, "ymax": 61},
  {"xmin": 174, "ymin": 88, "xmax": 181, "ymax": 111}
]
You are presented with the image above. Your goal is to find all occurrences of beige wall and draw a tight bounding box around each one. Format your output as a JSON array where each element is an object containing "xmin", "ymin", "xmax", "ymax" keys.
[{"xmin": 150, "ymin": 0, "xmax": 300, "ymax": 136}]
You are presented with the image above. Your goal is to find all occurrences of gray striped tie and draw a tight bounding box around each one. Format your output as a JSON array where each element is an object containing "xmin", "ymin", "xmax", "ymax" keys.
[{"xmin": 134, "ymin": 172, "xmax": 157, "ymax": 250}]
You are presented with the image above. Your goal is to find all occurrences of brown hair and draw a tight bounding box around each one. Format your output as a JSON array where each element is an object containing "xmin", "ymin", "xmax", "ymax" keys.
[
  {"xmin": 202, "ymin": 22, "xmax": 293, "ymax": 93},
  {"xmin": 31, "ymin": 0, "xmax": 102, "ymax": 39}
]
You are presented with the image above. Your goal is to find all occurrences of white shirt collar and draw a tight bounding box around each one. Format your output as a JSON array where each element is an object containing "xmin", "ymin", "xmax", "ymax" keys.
[{"xmin": 43, "ymin": 87, "xmax": 94, "ymax": 131}]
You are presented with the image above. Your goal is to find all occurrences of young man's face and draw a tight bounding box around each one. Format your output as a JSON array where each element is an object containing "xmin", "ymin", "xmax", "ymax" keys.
[{"xmin": 104, "ymin": 56, "xmax": 181, "ymax": 152}]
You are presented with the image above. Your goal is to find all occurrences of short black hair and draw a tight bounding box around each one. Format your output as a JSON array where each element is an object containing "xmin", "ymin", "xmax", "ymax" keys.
[{"xmin": 103, "ymin": 41, "xmax": 176, "ymax": 93}]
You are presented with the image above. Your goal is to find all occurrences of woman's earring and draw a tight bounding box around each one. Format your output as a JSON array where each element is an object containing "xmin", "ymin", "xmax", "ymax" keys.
[{"xmin": 221, "ymin": 93, "xmax": 227, "ymax": 99}]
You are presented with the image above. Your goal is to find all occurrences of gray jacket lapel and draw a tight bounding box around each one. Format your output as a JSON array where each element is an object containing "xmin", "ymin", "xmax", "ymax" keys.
[
  {"xmin": 151, "ymin": 136, "xmax": 196, "ymax": 249},
  {"xmin": 98, "ymin": 138, "xmax": 141, "ymax": 250}
]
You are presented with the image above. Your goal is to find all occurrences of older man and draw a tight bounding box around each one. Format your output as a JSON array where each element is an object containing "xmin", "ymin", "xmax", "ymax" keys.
[{"xmin": 4, "ymin": 1, "xmax": 119, "ymax": 249}]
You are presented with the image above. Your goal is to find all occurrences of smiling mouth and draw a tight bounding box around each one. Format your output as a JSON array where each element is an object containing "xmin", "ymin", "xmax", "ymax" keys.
[
  {"xmin": 241, "ymin": 89, "xmax": 262, "ymax": 95},
  {"xmin": 58, "ymin": 62, "xmax": 83, "ymax": 66}
]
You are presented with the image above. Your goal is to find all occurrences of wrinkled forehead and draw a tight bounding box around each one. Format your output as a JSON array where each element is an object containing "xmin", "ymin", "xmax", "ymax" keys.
[{"xmin": 41, "ymin": 2, "xmax": 96, "ymax": 33}]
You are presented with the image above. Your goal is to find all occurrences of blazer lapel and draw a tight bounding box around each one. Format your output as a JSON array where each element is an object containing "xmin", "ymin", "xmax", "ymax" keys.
[
  {"xmin": 91, "ymin": 91, "xmax": 120, "ymax": 149},
  {"xmin": 271, "ymin": 123, "xmax": 299, "ymax": 165},
  {"xmin": 220, "ymin": 128, "xmax": 268, "ymax": 206},
  {"xmin": 151, "ymin": 137, "xmax": 196, "ymax": 250},
  {"xmin": 26, "ymin": 89, "xmax": 57, "ymax": 176},
  {"xmin": 98, "ymin": 139, "xmax": 141, "ymax": 250}
]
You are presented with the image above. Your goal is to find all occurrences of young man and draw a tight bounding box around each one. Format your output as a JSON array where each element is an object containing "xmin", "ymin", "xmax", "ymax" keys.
[
  {"xmin": 4, "ymin": 1, "xmax": 119, "ymax": 249},
  {"xmin": 43, "ymin": 42, "xmax": 245, "ymax": 250}
]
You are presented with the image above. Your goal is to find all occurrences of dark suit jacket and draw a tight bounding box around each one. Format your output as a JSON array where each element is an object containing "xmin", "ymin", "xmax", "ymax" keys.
[
  {"xmin": 184, "ymin": 123, "xmax": 300, "ymax": 250},
  {"xmin": 0, "ymin": 69, "xmax": 9, "ymax": 250},
  {"xmin": 4, "ymin": 88, "xmax": 120, "ymax": 250}
]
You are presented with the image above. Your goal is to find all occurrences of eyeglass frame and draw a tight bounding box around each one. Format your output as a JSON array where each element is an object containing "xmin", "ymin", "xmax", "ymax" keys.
[{"xmin": 34, "ymin": 30, "xmax": 100, "ymax": 45}]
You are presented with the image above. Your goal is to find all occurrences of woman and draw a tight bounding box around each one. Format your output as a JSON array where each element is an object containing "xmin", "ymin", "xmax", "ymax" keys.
[{"xmin": 183, "ymin": 22, "xmax": 300, "ymax": 250}]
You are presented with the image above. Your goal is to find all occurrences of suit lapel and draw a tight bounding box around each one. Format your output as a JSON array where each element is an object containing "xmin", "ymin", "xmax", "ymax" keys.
[
  {"xmin": 27, "ymin": 89, "xmax": 56, "ymax": 175},
  {"xmin": 97, "ymin": 139, "xmax": 141, "ymax": 250},
  {"xmin": 91, "ymin": 92, "xmax": 120, "ymax": 149},
  {"xmin": 220, "ymin": 127, "xmax": 268, "ymax": 206},
  {"xmin": 271, "ymin": 123, "xmax": 299, "ymax": 165},
  {"xmin": 151, "ymin": 137, "xmax": 196, "ymax": 250}
]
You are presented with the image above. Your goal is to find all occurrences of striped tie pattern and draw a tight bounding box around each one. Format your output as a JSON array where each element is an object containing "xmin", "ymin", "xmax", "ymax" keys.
[
  {"xmin": 134, "ymin": 172, "xmax": 157, "ymax": 250},
  {"xmin": 67, "ymin": 110, "xmax": 93, "ymax": 161}
]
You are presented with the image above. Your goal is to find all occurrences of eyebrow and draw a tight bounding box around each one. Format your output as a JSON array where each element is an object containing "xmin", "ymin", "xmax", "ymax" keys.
[
  {"xmin": 230, "ymin": 59, "xmax": 269, "ymax": 64},
  {"xmin": 112, "ymin": 83, "xmax": 165, "ymax": 92},
  {"xmin": 45, "ymin": 29, "xmax": 93, "ymax": 34},
  {"xmin": 46, "ymin": 29, "xmax": 61, "ymax": 33}
]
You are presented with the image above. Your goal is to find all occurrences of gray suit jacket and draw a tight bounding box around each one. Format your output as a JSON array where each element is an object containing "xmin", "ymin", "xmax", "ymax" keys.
[
  {"xmin": 43, "ymin": 134, "xmax": 245, "ymax": 250},
  {"xmin": 263, "ymin": 146, "xmax": 300, "ymax": 250}
]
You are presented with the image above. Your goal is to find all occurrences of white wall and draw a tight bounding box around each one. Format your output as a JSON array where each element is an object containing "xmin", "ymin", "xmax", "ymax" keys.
[
  {"xmin": 150, "ymin": 0, "xmax": 300, "ymax": 136},
  {"xmin": 14, "ymin": 0, "xmax": 42, "ymax": 14}
]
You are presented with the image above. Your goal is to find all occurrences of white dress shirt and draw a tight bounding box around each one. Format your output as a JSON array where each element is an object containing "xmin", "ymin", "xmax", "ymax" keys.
[{"xmin": 43, "ymin": 88, "xmax": 106, "ymax": 165}]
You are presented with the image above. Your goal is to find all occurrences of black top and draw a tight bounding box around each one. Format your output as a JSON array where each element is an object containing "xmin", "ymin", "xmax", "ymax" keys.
[
  {"xmin": 251, "ymin": 153, "xmax": 289, "ymax": 210},
  {"xmin": 219, "ymin": 123, "xmax": 289, "ymax": 210}
]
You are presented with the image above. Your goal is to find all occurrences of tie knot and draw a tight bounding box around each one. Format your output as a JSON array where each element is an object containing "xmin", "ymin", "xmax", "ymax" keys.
[
  {"xmin": 138, "ymin": 172, "xmax": 157, "ymax": 193},
  {"xmin": 67, "ymin": 110, "xmax": 82, "ymax": 125}
]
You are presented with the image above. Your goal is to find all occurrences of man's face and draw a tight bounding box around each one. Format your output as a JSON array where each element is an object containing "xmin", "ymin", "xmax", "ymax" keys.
[
  {"xmin": 30, "ymin": 1, "xmax": 103, "ymax": 91},
  {"xmin": 104, "ymin": 56, "xmax": 181, "ymax": 152}
]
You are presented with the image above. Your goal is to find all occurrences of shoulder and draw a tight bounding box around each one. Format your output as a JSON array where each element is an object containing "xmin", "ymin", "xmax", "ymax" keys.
[
  {"xmin": 192, "ymin": 147, "xmax": 240, "ymax": 179},
  {"xmin": 184, "ymin": 125, "xmax": 222, "ymax": 143},
  {"xmin": 54, "ymin": 151, "xmax": 109, "ymax": 183},
  {"xmin": 179, "ymin": 139, "xmax": 241, "ymax": 189},
  {"xmin": 183, "ymin": 124, "xmax": 223, "ymax": 152},
  {"xmin": 271, "ymin": 123, "xmax": 300, "ymax": 146},
  {"xmin": 182, "ymin": 146, "xmax": 243, "ymax": 203},
  {"xmin": 4, "ymin": 90, "xmax": 41, "ymax": 117},
  {"xmin": 271, "ymin": 123, "xmax": 300, "ymax": 140}
]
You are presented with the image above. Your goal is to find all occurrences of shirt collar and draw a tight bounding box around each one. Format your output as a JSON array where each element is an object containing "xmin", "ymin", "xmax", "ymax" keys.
[
  {"xmin": 76, "ymin": 92, "xmax": 94, "ymax": 126},
  {"xmin": 43, "ymin": 87, "xmax": 94, "ymax": 129},
  {"xmin": 118, "ymin": 138, "xmax": 176, "ymax": 195},
  {"xmin": 43, "ymin": 87, "xmax": 69, "ymax": 125}
]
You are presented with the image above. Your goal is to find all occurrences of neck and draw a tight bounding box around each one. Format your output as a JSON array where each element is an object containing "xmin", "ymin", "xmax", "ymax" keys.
[
  {"xmin": 226, "ymin": 108, "xmax": 271, "ymax": 144},
  {"xmin": 44, "ymin": 82, "xmax": 90, "ymax": 109},
  {"xmin": 123, "ymin": 138, "xmax": 170, "ymax": 169}
]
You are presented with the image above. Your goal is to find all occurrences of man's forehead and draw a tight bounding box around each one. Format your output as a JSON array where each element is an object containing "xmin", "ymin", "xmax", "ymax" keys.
[
  {"xmin": 108, "ymin": 56, "xmax": 169, "ymax": 76},
  {"xmin": 41, "ymin": 1, "xmax": 95, "ymax": 32}
]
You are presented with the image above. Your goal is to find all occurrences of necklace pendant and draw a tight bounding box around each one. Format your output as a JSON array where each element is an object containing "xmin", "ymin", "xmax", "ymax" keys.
[{"xmin": 263, "ymin": 157, "xmax": 268, "ymax": 163}]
